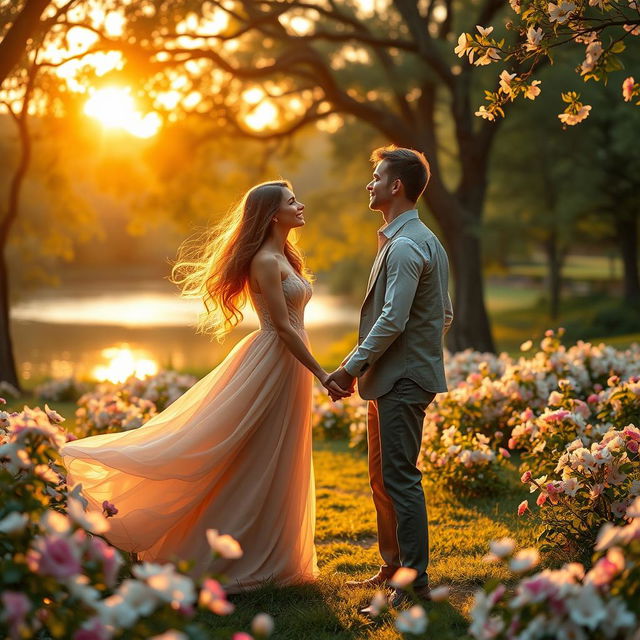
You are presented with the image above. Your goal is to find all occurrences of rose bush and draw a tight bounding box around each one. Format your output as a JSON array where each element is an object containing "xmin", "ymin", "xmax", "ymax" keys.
[
  {"xmin": 0, "ymin": 400, "xmax": 270, "ymax": 640},
  {"xmin": 519, "ymin": 425, "xmax": 640, "ymax": 557},
  {"xmin": 470, "ymin": 498, "xmax": 640, "ymax": 640}
]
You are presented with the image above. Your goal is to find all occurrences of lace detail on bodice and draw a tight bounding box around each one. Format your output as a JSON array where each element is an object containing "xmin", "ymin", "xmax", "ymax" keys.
[{"xmin": 250, "ymin": 272, "xmax": 312, "ymax": 332}]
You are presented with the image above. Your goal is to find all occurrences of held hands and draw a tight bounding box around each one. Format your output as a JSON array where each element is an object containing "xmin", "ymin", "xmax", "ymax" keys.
[{"xmin": 325, "ymin": 367, "xmax": 356, "ymax": 402}]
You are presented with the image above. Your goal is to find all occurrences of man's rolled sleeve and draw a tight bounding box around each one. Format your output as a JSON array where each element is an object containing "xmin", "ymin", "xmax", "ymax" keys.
[
  {"xmin": 444, "ymin": 292, "xmax": 453, "ymax": 334},
  {"xmin": 344, "ymin": 238, "xmax": 424, "ymax": 377}
]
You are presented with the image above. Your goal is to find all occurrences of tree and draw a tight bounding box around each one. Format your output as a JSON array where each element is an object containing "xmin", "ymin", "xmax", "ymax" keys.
[
  {"xmin": 455, "ymin": 0, "xmax": 640, "ymax": 122},
  {"xmin": 59, "ymin": 0, "xmax": 520, "ymax": 351}
]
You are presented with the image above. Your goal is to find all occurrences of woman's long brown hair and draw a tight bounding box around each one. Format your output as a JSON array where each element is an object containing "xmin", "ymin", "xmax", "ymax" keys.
[{"xmin": 171, "ymin": 180, "xmax": 310, "ymax": 341}]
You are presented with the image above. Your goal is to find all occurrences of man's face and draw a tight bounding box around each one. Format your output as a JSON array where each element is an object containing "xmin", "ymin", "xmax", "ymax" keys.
[{"xmin": 366, "ymin": 160, "xmax": 396, "ymax": 212}]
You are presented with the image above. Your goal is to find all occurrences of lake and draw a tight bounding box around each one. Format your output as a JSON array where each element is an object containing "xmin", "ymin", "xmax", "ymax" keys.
[{"xmin": 10, "ymin": 278, "xmax": 360, "ymax": 383}]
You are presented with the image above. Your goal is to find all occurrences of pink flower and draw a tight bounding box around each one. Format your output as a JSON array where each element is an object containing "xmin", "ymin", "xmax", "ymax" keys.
[
  {"xmin": 499, "ymin": 447, "xmax": 511, "ymax": 458},
  {"xmin": 199, "ymin": 578, "xmax": 234, "ymax": 615},
  {"xmin": 536, "ymin": 493, "xmax": 547, "ymax": 506},
  {"xmin": 521, "ymin": 471, "xmax": 532, "ymax": 483},
  {"xmin": 508, "ymin": 437, "xmax": 518, "ymax": 449},
  {"xmin": 102, "ymin": 501, "xmax": 118, "ymax": 517},
  {"xmin": 27, "ymin": 536, "xmax": 81, "ymax": 579},
  {"xmin": 628, "ymin": 440, "xmax": 639, "ymax": 454},
  {"xmin": 87, "ymin": 536, "xmax": 122, "ymax": 587},
  {"xmin": 624, "ymin": 425, "xmax": 640, "ymax": 442},
  {"xmin": 73, "ymin": 617, "xmax": 111, "ymax": 640},
  {"xmin": 1, "ymin": 591, "xmax": 30, "ymax": 638},
  {"xmin": 518, "ymin": 500, "xmax": 529, "ymax": 516},
  {"xmin": 587, "ymin": 394, "xmax": 599, "ymax": 404},
  {"xmin": 623, "ymin": 76, "xmax": 635, "ymax": 102},
  {"xmin": 232, "ymin": 635, "xmax": 253, "ymax": 640},
  {"xmin": 585, "ymin": 547, "xmax": 625, "ymax": 586}
]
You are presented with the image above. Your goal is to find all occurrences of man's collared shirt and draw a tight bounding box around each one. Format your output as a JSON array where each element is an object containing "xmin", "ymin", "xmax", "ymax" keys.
[{"xmin": 344, "ymin": 209, "xmax": 435, "ymax": 378}]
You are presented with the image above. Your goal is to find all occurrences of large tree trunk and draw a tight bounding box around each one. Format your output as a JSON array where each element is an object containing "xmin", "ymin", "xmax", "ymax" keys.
[
  {"xmin": 0, "ymin": 255, "xmax": 19, "ymax": 388},
  {"xmin": 447, "ymin": 225, "xmax": 495, "ymax": 352},
  {"xmin": 615, "ymin": 212, "xmax": 640, "ymax": 305},
  {"xmin": 0, "ymin": 67, "xmax": 35, "ymax": 391},
  {"xmin": 545, "ymin": 228, "xmax": 563, "ymax": 320},
  {"xmin": 0, "ymin": 0, "xmax": 50, "ymax": 88}
]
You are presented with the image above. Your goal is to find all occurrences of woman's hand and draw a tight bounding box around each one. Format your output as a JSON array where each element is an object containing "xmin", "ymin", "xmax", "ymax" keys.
[{"xmin": 319, "ymin": 370, "xmax": 351, "ymax": 401}]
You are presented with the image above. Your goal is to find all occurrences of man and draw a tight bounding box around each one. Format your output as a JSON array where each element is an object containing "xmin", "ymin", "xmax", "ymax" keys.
[{"xmin": 328, "ymin": 145, "xmax": 453, "ymax": 609}]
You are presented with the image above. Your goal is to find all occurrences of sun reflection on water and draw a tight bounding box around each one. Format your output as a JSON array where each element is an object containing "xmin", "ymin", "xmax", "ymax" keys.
[{"xmin": 91, "ymin": 346, "xmax": 158, "ymax": 383}]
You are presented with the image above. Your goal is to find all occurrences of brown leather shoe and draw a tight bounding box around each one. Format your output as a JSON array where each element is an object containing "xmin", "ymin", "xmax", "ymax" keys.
[
  {"xmin": 345, "ymin": 569, "xmax": 397, "ymax": 588},
  {"xmin": 389, "ymin": 584, "xmax": 431, "ymax": 608}
]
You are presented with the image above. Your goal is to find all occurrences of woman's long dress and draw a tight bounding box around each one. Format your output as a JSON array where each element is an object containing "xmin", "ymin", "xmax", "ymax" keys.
[{"xmin": 62, "ymin": 271, "xmax": 318, "ymax": 590}]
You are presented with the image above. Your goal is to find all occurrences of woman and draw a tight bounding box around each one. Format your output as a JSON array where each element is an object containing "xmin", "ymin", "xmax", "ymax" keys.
[{"xmin": 62, "ymin": 181, "xmax": 346, "ymax": 591}]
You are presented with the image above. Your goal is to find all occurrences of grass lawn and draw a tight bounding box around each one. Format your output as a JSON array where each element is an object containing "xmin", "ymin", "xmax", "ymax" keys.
[{"xmin": 198, "ymin": 442, "xmax": 536, "ymax": 640}]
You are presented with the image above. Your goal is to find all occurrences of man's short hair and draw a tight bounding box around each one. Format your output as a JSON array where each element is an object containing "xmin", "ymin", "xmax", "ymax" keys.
[{"xmin": 370, "ymin": 145, "xmax": 431, "ymax": 203}]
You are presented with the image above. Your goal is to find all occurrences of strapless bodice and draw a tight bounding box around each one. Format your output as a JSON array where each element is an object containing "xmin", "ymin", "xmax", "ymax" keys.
[{"xmin": 250, "ymin": 271, "xmax": 312, "ymax": 331}]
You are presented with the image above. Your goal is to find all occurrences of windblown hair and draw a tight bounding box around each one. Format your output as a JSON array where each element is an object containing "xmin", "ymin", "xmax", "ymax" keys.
[
  {"xmin": 371, "ymin": 145, "xmax": 431, "ymax": 203},
  {"xmin": 171, "ymin": 180, "xmax": 310, "ymax": 341}
]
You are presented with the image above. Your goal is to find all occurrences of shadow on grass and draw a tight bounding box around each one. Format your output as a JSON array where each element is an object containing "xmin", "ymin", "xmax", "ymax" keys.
[
  {"xmin": 198, "ymin": 579, "xmax": 471, "ymax": 640},
  {"xmin": 198, "ymin": 580, "xmax": 368, "ymax": 639}
]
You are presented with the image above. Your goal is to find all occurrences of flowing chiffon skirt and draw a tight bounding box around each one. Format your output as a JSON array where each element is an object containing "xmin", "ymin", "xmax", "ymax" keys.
[{"xmin": 62, "ymin": 328, "xmax": 318, "ymax": 591}]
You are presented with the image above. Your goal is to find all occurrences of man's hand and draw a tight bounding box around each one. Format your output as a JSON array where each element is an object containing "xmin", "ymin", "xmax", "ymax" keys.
[{"xmin": 326, "ymin": 367, "xmax": 356, "ymax": 401}]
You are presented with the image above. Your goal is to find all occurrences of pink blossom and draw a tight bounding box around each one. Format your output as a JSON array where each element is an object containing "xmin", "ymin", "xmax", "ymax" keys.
[
  {"xmin": 628, "ymin": 440, "xmax": 639, "ymax": 453},
  {"xmin": 87, "ymin": 536, "xmax": 122, "ymax": 587},
  {"xmin": 232, "ymin": 634, "xmax": 253, "ymax": 640},
  {"xmin": 518, "ymin": 500, "xmax": 529, "ymax": 516},
  {"xmin": 545, "ymin": 409, "xmax": 570, "ymax": 422},
  {"xmin": 624, "ymin": 425, "xmax": 640, "ymax": 442},
  {"xmin": 199, "ymin": 578, "xmax": 234, "ymax": 615},
  {"xmin": 623, "ymin": 76, "xmax": 635, "ymax": 102},
  {"xmin": 594, "ymin": 383, "xmax": 603, "ymax": 392},
  {"xmin": 27, "ymin": 536, "xmax": 81, "ymax": 579},
  {"xmin": 508, "ymin": 437, "xmax": 518, "ymax": 449},
  {"xmin": 585, "ymin": 547, "xmax": 625, "ymax": 586},
  {"xmin": 1, "ymin": 591, "xmax": 30, "ymax": 638},
  {"xmin": 521, "ymin": 471, "xmax": 532, "ymax": 483},
  {"xmin": 73, "ymin": 617, "xmax": 111, "ymax": 640},
  {"xmin": 499, "ymin": 447, "xmax": 511, "ymax": 458},
  {"xmin": 536, "ymin": 493, "xmax": 547, "ymax": 506},
  {"xmin": 587, "ymin": 394, "xmax": 599, "ymax": 404}
]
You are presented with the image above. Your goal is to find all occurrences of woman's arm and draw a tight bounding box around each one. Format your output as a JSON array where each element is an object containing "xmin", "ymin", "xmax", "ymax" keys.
[{"xmin": 252, "ymin": 254, "xmax": 348, "ymax": 396}]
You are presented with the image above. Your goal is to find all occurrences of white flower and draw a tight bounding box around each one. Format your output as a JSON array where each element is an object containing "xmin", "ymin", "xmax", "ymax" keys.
[
  {"xmin": 525, "ymin": 26, "xmax": 544, "ymax": 51},
  {"xmin": 562, "ymin": 478, "xmax": 581, "ymax": 496},
  {"xmin": 40, "ymin": 509, "xmax": 72, "ymax": 535},
  {"xmin": 520, "ymin": 340, "xmax": 533, "ymax": 352},
  {"xmin": 252, "ymin": 612, "xmax": 275, "ymax": 637},
  {"xmin": 509, "ymin": 548, "xmax": 540, "ymax": 572},
  {"xmin": 509, "ymin": 0, "xmax": 521, "ymax": 13},
  {"xmin": 474, "ymin": 47, "xmax": 501, "ymax": 66},
  {"xmin": 117, "ymin": 579, "xmax": 158, "ymax": 615},
  {"xmin": 133, "ymin": 564, "xmax": 196, "ymax": 607},
  {"xmin": 489, "ymin": 537, "xmax": 516, "ymax": 558},
  {"xmin": 65, "ymin": 575, "xmax": 102, "ymax": 607},
  {"xmin": 0, "ymin": 511, "xmax": 28, "ymax": 534},
  {"xmin": 206, "ymin": 529, "xmax": 243, "ymax": 558},
  {"xmin": 97, "ymin": 593, "xmax": 139, "ymax": 628},
  {"xmin": 389, "ymin": 567, "xmax": 418, "ymax": 588},
  {"xmin": 548, "ymin": 0, "xmax": 577, "ymax": 23},
  {"xmin": 476, "ymin": 25, "xmax": 494, "ymax": 37},
  {"xmin": 567, "ymin": 584, "xmax": 606, "ymax": 629},
  {"xmin": 558, "ymin": 104, "xmax": 591, "ymax": 126},
  {"xmin": 67, "ymin": 497, "xmax": 109, "ymax": 534},
  {"xmin": 395, "ymin": 605, "xmax": 428, "ymax": 634},
  {"xmin": 475, "ymin": 106, "xmax": 496, "ymax": 121},
  {"xmin": 580, "ymin": 40, "xmax": 603, "ymax": 74},
  {"xmin": 454, "ymin": 33, "xmax": 470, "ymax": 58},
  {"xmin": 498, "ymin": 70, "xmax": 517, "ymax": 96}
]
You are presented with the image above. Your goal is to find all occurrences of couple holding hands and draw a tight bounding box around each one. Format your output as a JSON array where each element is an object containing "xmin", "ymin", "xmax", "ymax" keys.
[{"xmin": 62, "ymin": 145, "xmax": 453, "ymax": 610}]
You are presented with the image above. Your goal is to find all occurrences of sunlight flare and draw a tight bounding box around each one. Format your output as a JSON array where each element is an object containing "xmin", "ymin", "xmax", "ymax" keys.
[{"xmin": 84, "ymin": 87, "xmax": 161, "ymax": 138}]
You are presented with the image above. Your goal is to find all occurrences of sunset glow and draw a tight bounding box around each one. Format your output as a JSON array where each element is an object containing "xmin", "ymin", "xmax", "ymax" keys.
[
  {"xmin": 245, "ymin": 100, "xmax": 279, "ymax": 130},
  {"xmin": 92, "ymin": 346, "xmax": 158, "ymax": 383},
  {"xmin": 84, "ymin": 87, "xmax": 161, "ymax": 137}
]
